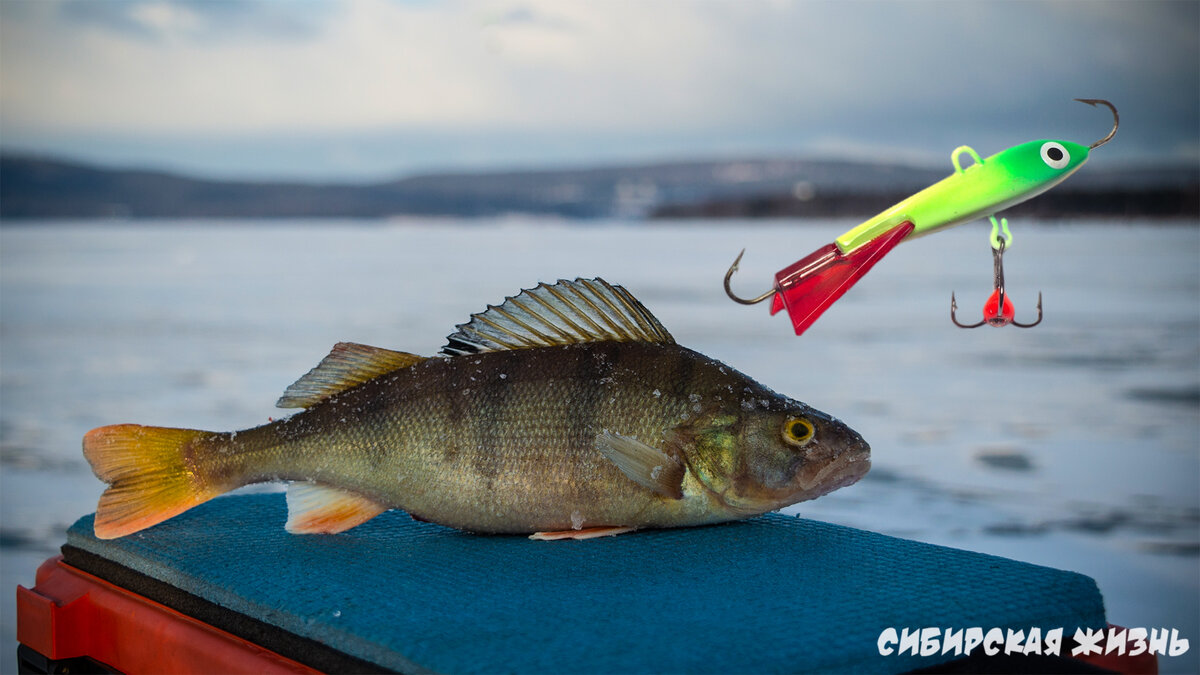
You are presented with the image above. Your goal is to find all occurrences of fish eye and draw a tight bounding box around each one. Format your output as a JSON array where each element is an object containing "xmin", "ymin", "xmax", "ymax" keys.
[
  {"xmin": 782, "ymin": 417, "xmax": 815, "ymax": 447},
  {"xmin": 1040, "ymin": 141, "xmax": 1070, "ymax": 170}
]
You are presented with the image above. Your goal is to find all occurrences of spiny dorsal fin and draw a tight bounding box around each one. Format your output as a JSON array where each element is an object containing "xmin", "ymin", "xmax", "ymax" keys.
[
  {"xmin": 277, "ymin": 342, "xmax": 425, "ymax": 408},
  {"xmin": 441, "ymin": 278, "xmax": 674, "ymax": 356}
]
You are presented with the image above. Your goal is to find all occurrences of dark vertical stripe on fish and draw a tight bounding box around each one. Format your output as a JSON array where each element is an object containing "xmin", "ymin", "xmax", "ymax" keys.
[
  {"xmin": 578, "ymin": 344, "xmax": 614, "ymax": 441},
  {"xmin": 670, "ymin": 346, "xmax": 698, "ymax": 404},
  {"xmin": 569, "ymin": 344, "xmax": 612, "ymax": 509},
  {"xmin": 473, "ymin": 349, "xmax": 515, "ymax": 485},
  {"xmin": 442, "ymin": 366, "xmax": 468, "ymax": 464}
]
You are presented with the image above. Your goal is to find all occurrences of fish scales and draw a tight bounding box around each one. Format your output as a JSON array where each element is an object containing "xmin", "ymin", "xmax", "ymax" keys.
[
  {"xmin": 83, "ymin": 278, "xmax": 870, "ymax": 539},
  {"xmin": 229, "ymin": 343, "xmax": 722, "ymax": 532}
]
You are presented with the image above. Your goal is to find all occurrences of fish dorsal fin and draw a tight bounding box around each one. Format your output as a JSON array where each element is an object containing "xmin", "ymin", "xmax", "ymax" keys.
[
  {"xmin": 277, "ymin": 342, "xmax": 425, "ymax": 408},
  {"xmin": 441, "ymin": 278, "xmax": 674, "ymax": 356},
  {"xmin": 285, "ymin": 482, "xmax": 388, "ymax": 534}
]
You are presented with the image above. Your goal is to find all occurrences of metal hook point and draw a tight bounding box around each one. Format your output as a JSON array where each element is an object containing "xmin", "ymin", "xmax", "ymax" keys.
[
  {"xmin": 1074, "ymin": 99, "xmax": 1119, "ymax": 150},
  {"xmin": 950, "ymin": 291, "xmax": 985, "ymax": 329},
  {"xmin": 1011, "ymin": 292, "xmax": 1044, "ymax": 328},
  {"xmin": 724, "ymin": 249, "xmax": 776, "ymax": 305}
]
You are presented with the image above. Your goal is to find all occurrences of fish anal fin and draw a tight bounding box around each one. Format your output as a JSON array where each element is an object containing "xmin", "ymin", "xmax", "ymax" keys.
[
  {"xmin": 595, "ymin": 431, "xmax": 685, "ymax": 499},
  {"xmin": 441, "ymin": 278, "xmax": 674, "ymax": 356},
  {"xmin": 772, "ymin": 221, "xmax": 914, "ymax": 335},
  {"xmin": 530, "ymin": 526, "xmax": 637, "ymax": 541},
  {"xmin": 285, "ymin": 482, "xmax": 388, "ymax": 534},
  {"xmin": 278, "ymin": 342, "xmax": 425, "ymax": 408}
]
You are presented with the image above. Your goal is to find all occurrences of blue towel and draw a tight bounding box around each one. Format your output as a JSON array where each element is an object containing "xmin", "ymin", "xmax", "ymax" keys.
[{"xmin": 66, "ymin": 493, "xmax": 1105, "ymax": 673}]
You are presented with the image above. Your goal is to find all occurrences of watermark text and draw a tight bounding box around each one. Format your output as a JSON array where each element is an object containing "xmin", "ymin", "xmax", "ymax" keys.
[{"xmin": 878, "ymin": 626, "xmax": 1189, "ymax": 658}]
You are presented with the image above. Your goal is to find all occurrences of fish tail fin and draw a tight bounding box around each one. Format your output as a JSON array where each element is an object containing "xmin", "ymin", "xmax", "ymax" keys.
[
  {"xmin": 83, "ymin": 424, "xmax": 233, "ymax": 539},
  {"xmin": 770, "ymin": 221, "xmax": 914, "ymax": 335}
]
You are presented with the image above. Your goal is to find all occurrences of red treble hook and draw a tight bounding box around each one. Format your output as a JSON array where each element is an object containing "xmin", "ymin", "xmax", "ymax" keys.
[{"xmin": 951, "ymin": 239, "xmax": 1043, "ymax": 329}]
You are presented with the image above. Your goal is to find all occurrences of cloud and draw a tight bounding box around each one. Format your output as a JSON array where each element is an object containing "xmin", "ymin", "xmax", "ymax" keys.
[
  {"xmin": 54, "ymin": 0, "xmax": 334, "ymax": 41},
  {"xmin": 1, "ymin": 0, "xmax": 1195, "ymax": 178}
]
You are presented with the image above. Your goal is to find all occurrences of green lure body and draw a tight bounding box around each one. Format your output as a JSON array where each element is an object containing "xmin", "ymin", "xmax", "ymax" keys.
[{"xmin": 835, "ymin": 139, "xmax": 1091, "ymax": 252}]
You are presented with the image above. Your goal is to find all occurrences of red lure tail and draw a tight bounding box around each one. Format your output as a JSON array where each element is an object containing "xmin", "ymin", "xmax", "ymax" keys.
[{"xmin": 770, "ymin": 222, "xmax": 914, "ymax": 335}]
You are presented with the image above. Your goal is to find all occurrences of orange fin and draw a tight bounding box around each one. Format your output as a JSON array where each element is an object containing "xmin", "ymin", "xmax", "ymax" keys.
[
  {"xmin": 285, "ymin": 482, "xmax": 389, "ymax": 534},
  {"xmin": 277, "ymin": 342, "xmax": 425, "ymax": 409},
  {"xmin": 83, "ymin": 424, "xmax": 228, "ymax": 539},
  {"xmin": 530, "ymin": 526, "xmax": 637, "ymax": 541}
]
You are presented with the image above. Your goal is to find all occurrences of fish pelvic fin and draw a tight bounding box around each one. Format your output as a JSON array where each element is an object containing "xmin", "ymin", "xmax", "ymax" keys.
[
  {"xmin": 442, "ymin": 278, "xmax": 674, "ymax": 356},
  {"xmin": 595, "ymin": 431, "xmax": 685, "ymax": 499},
  {"xmin": 285, "ymin": 482, "xmax": 388, "ymax": 534},
  {"xmin": 530, "ymin": 526, "xmax": 637, "ymax": 541},
  {"xmin": 83, "ymin": 424, "xmax": 231, "ymax": 539},
  {"xmin": 278, "ymin": 342, "xmax": 426, "ymax": 408}
]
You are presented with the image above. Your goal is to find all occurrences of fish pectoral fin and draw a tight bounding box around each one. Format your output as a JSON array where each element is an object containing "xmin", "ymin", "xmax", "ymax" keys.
[
  {"xmin": 277, "ymin": 342, "xmax": 425, "ymax": 408},
  {"xmin": 530, "ymin": 526, "xmax": 637, "ymax": 541},
  {"xmin": 285, "ymin": 482, "xmax": 389, "ymax": 534},
  {"xmin": 594, "ymin": 431, "xmax": 685, "ymax": 499}
]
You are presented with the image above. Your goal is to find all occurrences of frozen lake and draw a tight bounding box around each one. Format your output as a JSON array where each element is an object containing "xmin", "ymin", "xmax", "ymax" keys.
[{"xmin": 2, "ymin": 218, "xmax": 1197, "ymax": 671}]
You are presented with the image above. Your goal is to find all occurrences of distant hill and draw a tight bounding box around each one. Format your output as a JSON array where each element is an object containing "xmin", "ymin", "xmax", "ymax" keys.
[
  {"xmin": 650, "ymin": 184, "xmax": 1200, "ymax": 220},
  {"xmin": 1, "ymin": 154, "xmax": 1196, "ymax": 220}
]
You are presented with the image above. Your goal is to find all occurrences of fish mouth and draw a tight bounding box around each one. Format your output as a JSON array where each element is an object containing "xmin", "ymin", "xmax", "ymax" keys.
[
  {"xmin": 714, "ymin": 452, "xmax": 870, "ymax": 516},
  {"xmin": 799, "ymin": 453, "xmax": 871, "ymax": 499}
]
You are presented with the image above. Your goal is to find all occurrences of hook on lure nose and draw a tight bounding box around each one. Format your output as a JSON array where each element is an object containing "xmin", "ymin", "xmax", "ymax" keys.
[
  {"xmin": 950, "ymin": 239, "xmax": 1043, "ymax": 329},
  {"xmin": 1074, "ymin": 98, "xmax": 1119, "ymax": 149},
  {"xmin": 724, "ymin": 249, "xmax": 777, "ymax": 305}
]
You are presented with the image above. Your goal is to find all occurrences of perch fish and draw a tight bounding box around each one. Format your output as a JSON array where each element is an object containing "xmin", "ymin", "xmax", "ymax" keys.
[{"xmin": 84, "ymin": 279, "xmax": 870, "ymax": 540}]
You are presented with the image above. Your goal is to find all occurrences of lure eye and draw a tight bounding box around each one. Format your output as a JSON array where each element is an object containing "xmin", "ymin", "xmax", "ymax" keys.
[
  {"xmin": 782, "ymin": 417, "xmax": 815, "ymax": 447},
  {"xmin": 1040, "ymin": 141, "xmax": 1070, "ymax": 170}
]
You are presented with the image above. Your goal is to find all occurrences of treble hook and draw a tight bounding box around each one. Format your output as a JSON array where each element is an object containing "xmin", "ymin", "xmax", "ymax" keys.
[
  {"xmin": 1074, "ymin": 98, "xmax": 1119, "ymax": 149},
  {"xmin": 951, "ymin": 239, "xmax": 1043, "ymax": 329},
  {"xmin": 724, "ymin": 249, "xmax": 776, "ymax": 305}
]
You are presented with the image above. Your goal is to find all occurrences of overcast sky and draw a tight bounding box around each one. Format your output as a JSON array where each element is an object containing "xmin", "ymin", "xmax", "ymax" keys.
[{"xmin": 1, "ymin": 0, "xmax": 1196, "ymax": 180}]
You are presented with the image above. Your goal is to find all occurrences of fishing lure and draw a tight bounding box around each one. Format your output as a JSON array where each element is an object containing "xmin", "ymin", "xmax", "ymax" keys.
[
  {"xmin": 951, "ymin": 233, "xmax": 1041, "ymax": 328},
  {"xmin": 724, "ymin": 99, "xmax": 1118, "ymax": 335}
]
